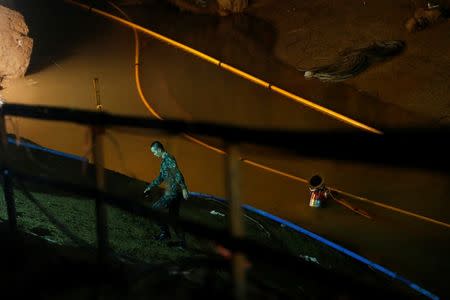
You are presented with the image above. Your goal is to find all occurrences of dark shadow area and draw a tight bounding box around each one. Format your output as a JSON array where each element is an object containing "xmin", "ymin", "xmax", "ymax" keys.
[
  {"xmin": 11, "ymin": 0, "xmax": 110, "ymax": 75},
  {"xmin": 0, "ymin": 224, "xmax": 298, "ymax": 299},
  {"xmin": 135, "ymin": 1, "xmax": 277, "ymax": 71},
  {"xmin": 0, "ymin": 219, "xmax": 418, "ymax": 300}
]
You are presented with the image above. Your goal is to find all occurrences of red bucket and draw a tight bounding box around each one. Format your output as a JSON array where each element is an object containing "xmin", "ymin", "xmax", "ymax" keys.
[{"xmin": 308, "ymin": 175, "xmax": 327, "ymax": 208}]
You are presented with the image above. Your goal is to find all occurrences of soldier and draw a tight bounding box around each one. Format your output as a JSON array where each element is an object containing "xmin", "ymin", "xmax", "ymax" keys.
[{"xmin": 144, "ymin": 141, "xmax": 189, "ymax": 249}]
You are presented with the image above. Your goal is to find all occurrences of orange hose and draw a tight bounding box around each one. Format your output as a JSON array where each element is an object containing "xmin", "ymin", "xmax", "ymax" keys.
[
  {"xmin": 74, "ymin": 0, "xmax": 449, "ymax": 229},
  {"xmin": 66, "ymin": 0, "xmax": 382, "ymax": 135}
]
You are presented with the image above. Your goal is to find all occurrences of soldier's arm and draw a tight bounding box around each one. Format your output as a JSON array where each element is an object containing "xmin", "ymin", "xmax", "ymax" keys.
[
  {"xmin": 144, "ymin": 164, "xmax": 166, "ymax": 193},
  {"xmin": 178, "ymin": 171, "xmax": 189, "ymax": 200}
]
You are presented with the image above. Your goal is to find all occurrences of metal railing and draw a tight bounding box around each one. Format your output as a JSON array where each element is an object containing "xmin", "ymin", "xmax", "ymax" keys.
[{"xmin": 0, "ymin": 102, "xmax": 447, "ymax": 299}]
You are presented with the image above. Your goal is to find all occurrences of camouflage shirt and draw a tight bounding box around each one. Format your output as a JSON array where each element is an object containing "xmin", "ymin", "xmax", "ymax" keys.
[{"xmin": 147, "ymin": 152, "xmax": 187, "ymax": 194}]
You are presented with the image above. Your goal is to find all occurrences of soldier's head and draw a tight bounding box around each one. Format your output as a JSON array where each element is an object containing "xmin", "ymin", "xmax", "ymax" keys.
[{"xmin": 150, "ymin": 141, "xmax": 165, "ymax": 158}]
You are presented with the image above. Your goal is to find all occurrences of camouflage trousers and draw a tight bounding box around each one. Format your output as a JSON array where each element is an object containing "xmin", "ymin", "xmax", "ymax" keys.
[{"xmin": 152, "ymin": 191, "xmax": 185, "ymax": 241}]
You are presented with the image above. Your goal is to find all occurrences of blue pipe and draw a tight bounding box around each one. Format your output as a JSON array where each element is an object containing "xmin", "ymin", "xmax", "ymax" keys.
[
  {"xmin": 190, "ymin": 192, "xmax": 439, "ymax": 300},
  {"xmin": 7, "ymin": 137, "xmax": 87, "ymax": 162}
]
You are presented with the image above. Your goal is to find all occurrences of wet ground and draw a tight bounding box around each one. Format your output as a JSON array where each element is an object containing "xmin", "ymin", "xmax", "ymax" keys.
[{"xmin": 1, "ymin": 0, "xmax": 449, "ymax": 297}]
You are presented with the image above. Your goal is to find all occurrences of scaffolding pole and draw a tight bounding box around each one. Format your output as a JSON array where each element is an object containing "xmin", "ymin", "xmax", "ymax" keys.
[
  {"xmin": 226, "ymin": 143, "xmax": 246, "ymax": 300},
  {"xmin": 92, "ymin": 78, "xmax": 108, "ymax": 263},
  {"xmin": 0, "ymin": 102, "xmax": 17, "ymax": 233}
]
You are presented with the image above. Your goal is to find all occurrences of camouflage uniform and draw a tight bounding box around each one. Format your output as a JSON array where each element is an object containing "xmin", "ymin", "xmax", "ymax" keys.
[{"xmin": 146, "ymin": 152, "xmax": 187, "ymax": 241}]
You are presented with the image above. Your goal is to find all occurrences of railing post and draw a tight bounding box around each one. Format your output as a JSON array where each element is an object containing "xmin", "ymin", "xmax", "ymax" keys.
[
  {"xmin": 225, "ymin": 142, "xmax": 246, "ymax": 300},
  {"xmin": 0, "ymin": 101, "xmax": 17, "ymax": 233},
  {"xmin": 92, "ymin": 125, "xmax": 108, "ymax": 263},
  {"xmin": 91, "ymin": 78, "xmax": 108, "ymax": 263},
  {"xmin": 3, "ymin": 169, "xmax": 17, "ymax": 233}
]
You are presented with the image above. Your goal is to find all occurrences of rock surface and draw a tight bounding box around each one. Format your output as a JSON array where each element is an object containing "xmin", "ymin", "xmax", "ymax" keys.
[
  {"xmin": 405, "ymin": 7, "xmax": 448, "ymax": 32},
  {"xmin": 168, "ymin": 0, "xmax": 248, "ymax": 16},
  {"xmin": 0, "ymin": 5, "xmax": 33, "ymax": 87}
]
